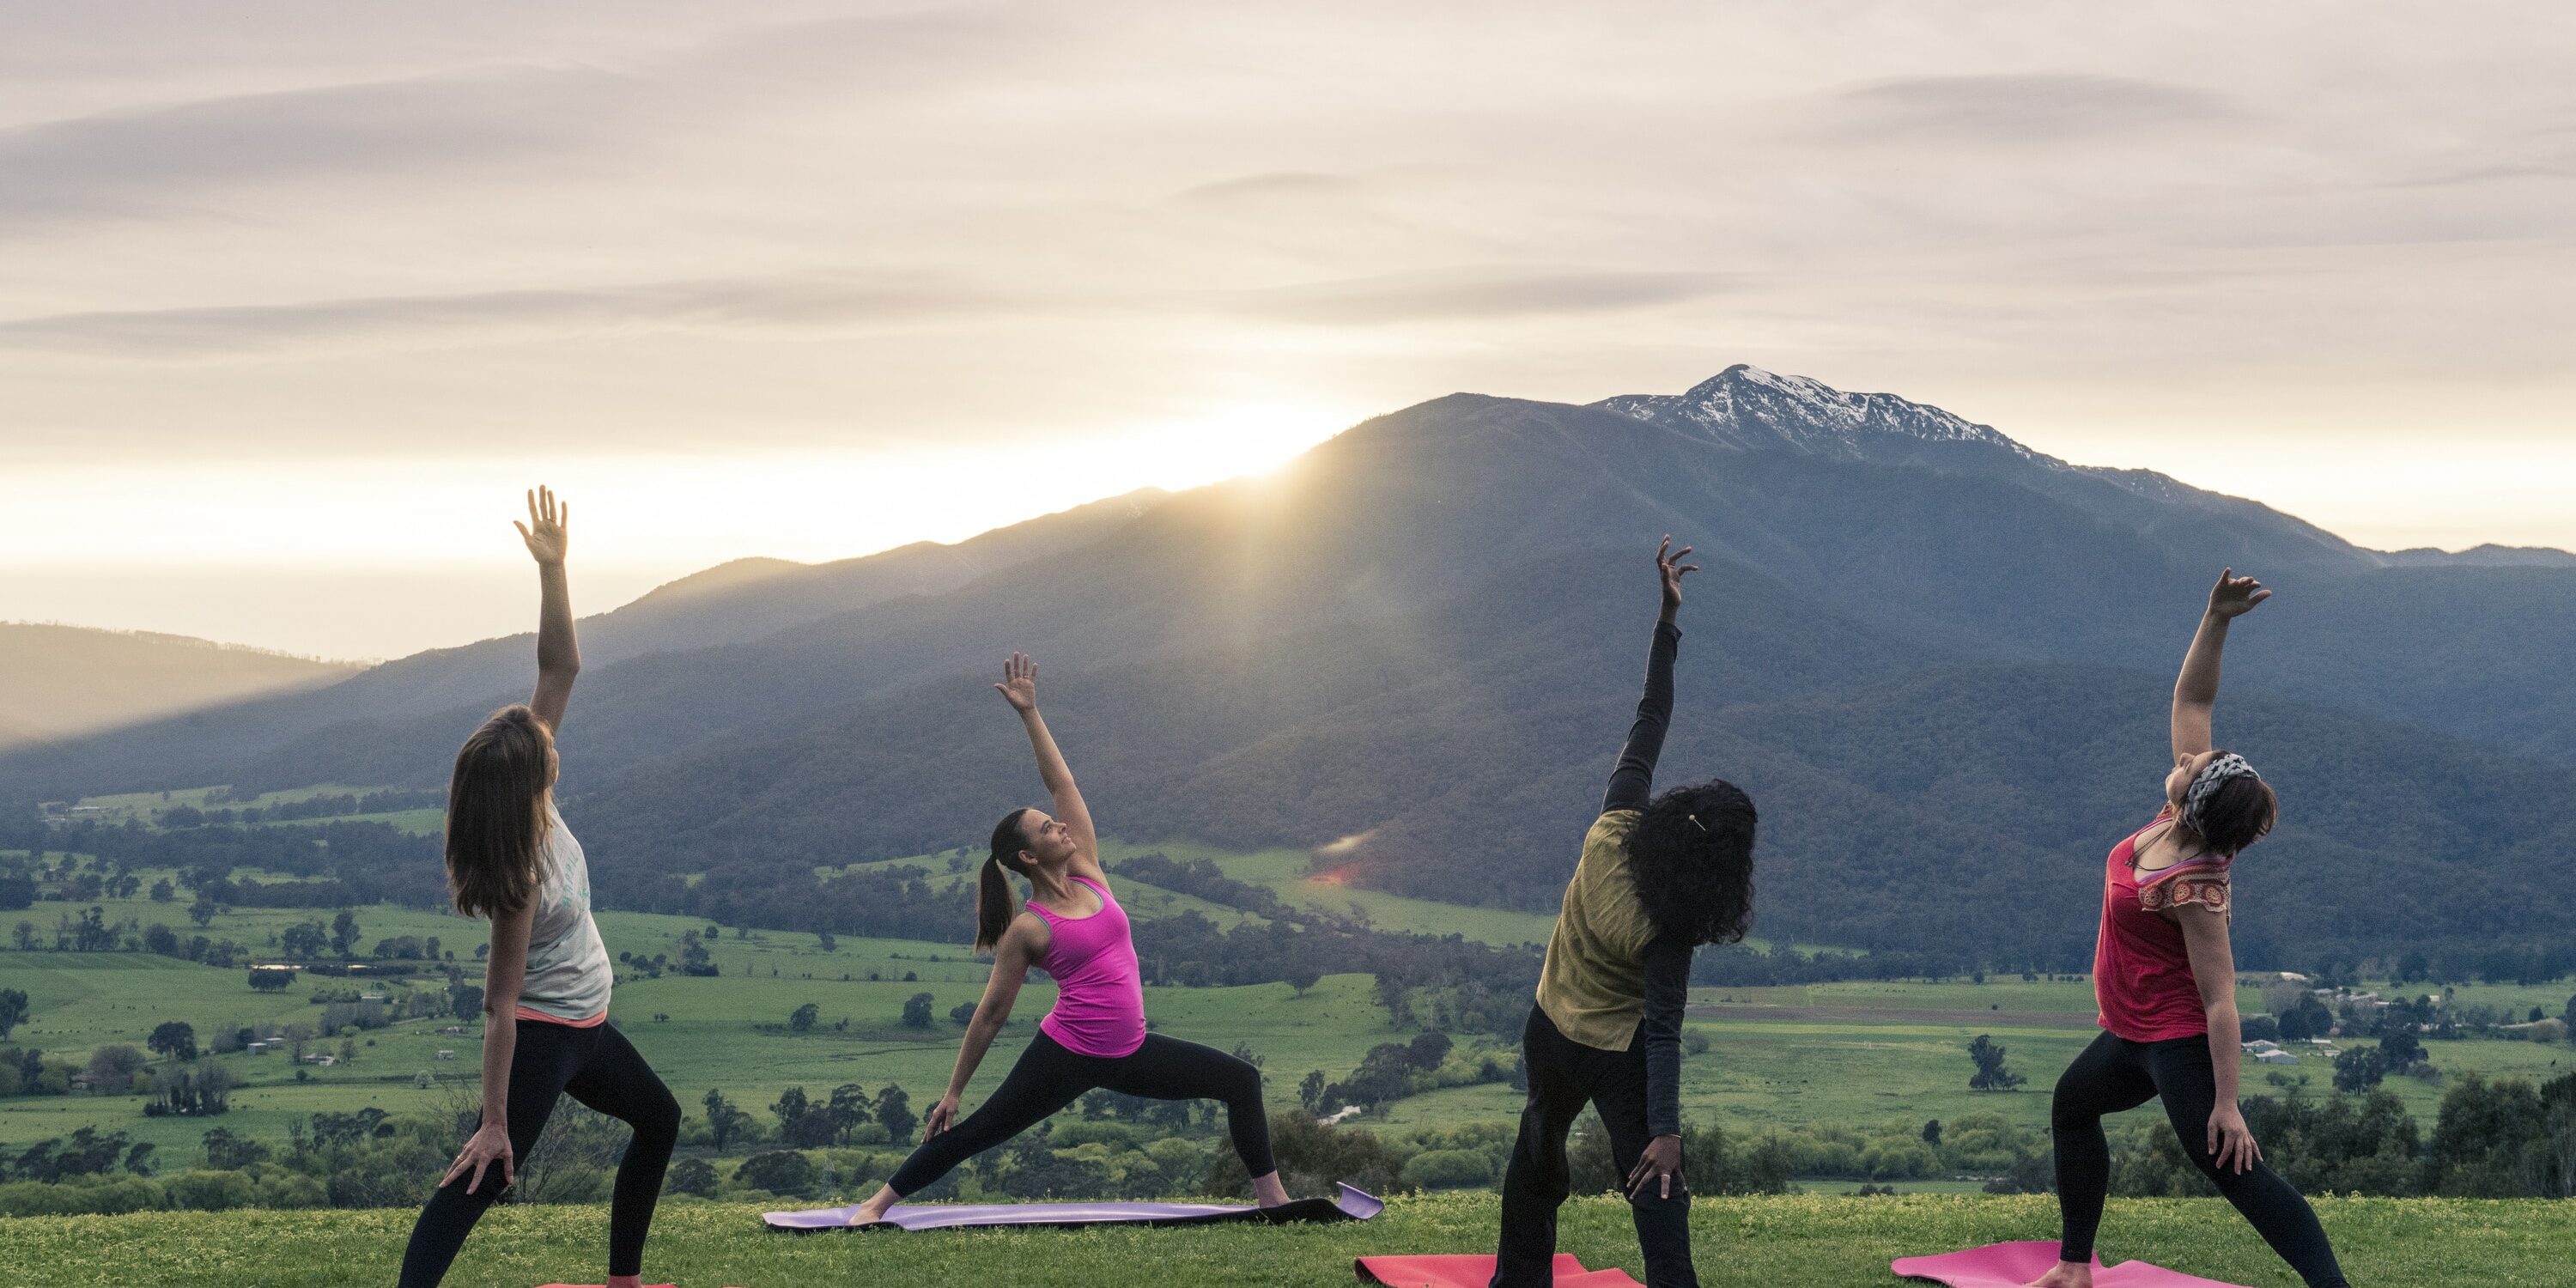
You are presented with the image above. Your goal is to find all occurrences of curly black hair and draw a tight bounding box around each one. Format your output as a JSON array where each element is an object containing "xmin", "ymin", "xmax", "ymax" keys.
[{"xmin": 1626, "ymin": 779, "xmax": 1756, "ymax": 946}]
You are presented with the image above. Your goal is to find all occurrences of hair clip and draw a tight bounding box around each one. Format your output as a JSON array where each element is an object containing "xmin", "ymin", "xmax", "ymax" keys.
[{"xmin": 1687, "ymin": 814, "xmax": 1707, "ymax": 832}]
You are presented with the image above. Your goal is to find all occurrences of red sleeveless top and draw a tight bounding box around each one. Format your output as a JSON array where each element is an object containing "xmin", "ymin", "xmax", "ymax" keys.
[{"xmin": 2093, "ymin": 806, "xmax": 2233, "ymax": 1042}]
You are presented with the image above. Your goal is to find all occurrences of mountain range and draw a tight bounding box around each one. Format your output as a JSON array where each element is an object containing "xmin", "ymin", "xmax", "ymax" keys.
[
  {"xmin": 8, "ymin": 365, "xmax": 2571, "ymax": 966},
  {"xmin": 0, "ymin": 623, "xmax": 356, "ymax": 751}
]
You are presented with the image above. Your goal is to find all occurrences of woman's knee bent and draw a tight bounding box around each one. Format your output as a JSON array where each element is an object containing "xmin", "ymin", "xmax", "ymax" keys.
[
  {"xmin": 1218, "ymin": 1056, "xmax": 1264, "ymax": 1106},
  {"xmin": 629, "ymin": 1084, "xmax": 683, "ymax": 1151}
]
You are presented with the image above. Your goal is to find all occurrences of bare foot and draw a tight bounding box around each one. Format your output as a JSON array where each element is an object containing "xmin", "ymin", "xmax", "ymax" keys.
[
  {"xmin": 1250, "ymin": 1170, "xmax": 1292, "ymax": 1209},
  {"xmin": 840, "ymin": 1182, "xmax": 903, "ymax": 1228},
  {"xmin": 2024, "ymin": 1261, "xmax": 2093, "ymax": 1288}
]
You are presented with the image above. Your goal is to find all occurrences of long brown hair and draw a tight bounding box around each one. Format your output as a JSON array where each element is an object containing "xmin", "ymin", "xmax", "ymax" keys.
[
  {"xmin": 445, "ymin": 705, "xmax": 556, "ymax": 918},
  {"xmin": 975, "ymin": 807, "xmax": 1035, "ymax": 953}
]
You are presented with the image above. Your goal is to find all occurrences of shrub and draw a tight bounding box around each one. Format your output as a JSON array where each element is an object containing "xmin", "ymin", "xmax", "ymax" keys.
[
  {"xmin": 162, "ymin": 1170, "xmax": 258, "ymax": 1212},
  {"xmin": 1206, "ymin": 1112, "xmax": 1407, "ymax": 1199},
  {"xmin": 0, "ymin": 1176, "xmax": 165, "ymax": 1217},
  {"xmin": 1050, "ymin": 1121, "xmax": 1138, "ymax": 1150},
  {"xmin": 1401, "ymin": 1149, "xmax": 1496, "ymax": 1190},
  {"xmin": 664, "ymin": 1157, "xmax": 720, "ymax": 1198},
  {"xmin": 734, "ymin": 1150, "xmax": 818, "ymax": 1197}
]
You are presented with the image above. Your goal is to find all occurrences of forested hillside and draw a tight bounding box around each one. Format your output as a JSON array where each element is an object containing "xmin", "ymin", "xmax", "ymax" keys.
[{"xmin": 7, "ymin": 367, "xmax": 2571, "ymax": 969}]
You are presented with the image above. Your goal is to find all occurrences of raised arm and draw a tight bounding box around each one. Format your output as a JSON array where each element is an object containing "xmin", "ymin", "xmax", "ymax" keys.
[
  {"xmin": 516, "ymin": 487, "xmax": 579, "ymax": 733},
  {"xmin": 994, "ymin": 653, "xmax": 1101, "ymax": 883},
  {"xmin": 1603, "ymin": 538, "xmax": 1696, "ymax": 815},
  {"xmin": 2171, "ymin": 568, "xmax": 2267, "ymax": 762}
]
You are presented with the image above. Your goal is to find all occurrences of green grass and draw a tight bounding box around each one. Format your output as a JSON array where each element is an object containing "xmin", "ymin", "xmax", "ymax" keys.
[{"xmin": 2, "ymin": 1194, "xmax": 2568, "ymax": 1287}]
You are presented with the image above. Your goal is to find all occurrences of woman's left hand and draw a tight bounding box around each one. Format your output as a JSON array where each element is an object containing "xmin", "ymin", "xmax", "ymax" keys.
[
  {"xmin": 1625, "ymin": 1133, "xmax": 1683, "ymax": 1199},
  {"xmin": 2207, "ymin": 1103, "xmax": 2262, "ymax": 1174},
  {"xmin": 441, "ymin": 1121, "xmax": 515, "ymax": 1194},
  {"xmin": 2205, "ymin": 568, "xmax": 2269, "ymax": 619},
  {"xmin": 1655, "ymin": 537, "xmax": 1698, "ymax": 615},
  {"xmin": 993, "ymin": 652, "xmax": 1038, "ymax": 713},
  {"xmin": 515, "ymin": 486, "xmax": 570, "ymax": 565}
]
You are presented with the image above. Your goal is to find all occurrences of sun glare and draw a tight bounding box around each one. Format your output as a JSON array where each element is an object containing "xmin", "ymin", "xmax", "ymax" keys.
[{"xmin": 1106, "ymin": 402, "xmax": 1347, "ymax": 490}]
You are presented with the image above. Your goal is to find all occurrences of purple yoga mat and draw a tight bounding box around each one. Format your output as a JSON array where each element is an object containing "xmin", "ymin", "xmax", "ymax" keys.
[
  {"xmin": 764, "ymin": 1182, "xmax": 1385, "ymax": 1233},
  {"xmin": 1893, "ymin": 1241, "xmax": 2249, "ymax": 1288}
]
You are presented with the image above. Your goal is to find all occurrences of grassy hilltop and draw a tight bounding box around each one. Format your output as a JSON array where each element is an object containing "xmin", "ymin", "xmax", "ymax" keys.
[{"xmin": 8, "ymin": 1194, "xmax": 2573, "ymax": 1288}]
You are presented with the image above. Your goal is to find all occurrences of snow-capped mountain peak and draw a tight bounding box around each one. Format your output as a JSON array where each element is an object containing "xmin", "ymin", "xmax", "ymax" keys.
[{"xmin": 1593, "ymin": 363, "xmax": 2042, "ymax": 464}]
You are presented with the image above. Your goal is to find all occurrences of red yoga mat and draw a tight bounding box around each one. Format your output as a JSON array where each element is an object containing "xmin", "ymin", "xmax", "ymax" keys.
[
  {"xmin": 1893, "ymin": 1241, "xmax": 2250, "ymax": 1288},
  {"xmin": 1355, "ymin": 1254, "xmax": 1645, "ymax": 1288}
]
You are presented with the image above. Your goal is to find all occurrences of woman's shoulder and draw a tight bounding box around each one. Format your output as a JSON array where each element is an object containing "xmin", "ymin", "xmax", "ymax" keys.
[
  {"xmin": 2141, "ymin": 869, "xmax": 2232, "ymax": 920},
  {"xmin": 536, "ymin": 801, "xmax": 580, "ymax": 864},
  {"xmin": 1007, "ymin": 908, "xmax": 1054, "ymax": 950},
  {"xmin": 1589, "ymin": 808, "xmax": 1643, "ymax": 839}
]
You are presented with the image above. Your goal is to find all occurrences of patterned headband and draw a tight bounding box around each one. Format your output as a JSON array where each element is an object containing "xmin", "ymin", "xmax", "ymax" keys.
[{"xmin": 2181, "ymin": 752, "xmax": 2260, "ymax": 840}]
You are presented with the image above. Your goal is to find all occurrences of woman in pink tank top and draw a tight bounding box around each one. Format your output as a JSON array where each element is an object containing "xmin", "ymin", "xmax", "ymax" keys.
[
  {"xmin": 2025, "ymin": 571, "xmax": 2348, "ymax": 1288},
  {"xmin": 841, "ymin": 652, "xmax": 1291, "ymax": 1225}
]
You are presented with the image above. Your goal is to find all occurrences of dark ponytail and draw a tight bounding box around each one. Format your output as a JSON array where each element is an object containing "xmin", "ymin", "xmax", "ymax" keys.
[{"xmin": 975, "ymin": 807, "xmax": 1035, "ymax": 953}]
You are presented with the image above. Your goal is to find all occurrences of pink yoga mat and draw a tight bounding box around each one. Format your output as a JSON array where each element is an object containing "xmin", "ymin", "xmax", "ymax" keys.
[
  {"xmin": 1355, "ymin": 1254, "xmax": 1644, "ymax": 1288},
  {"xmin": 1893, "ymin": 1241, "xmax": 2249, "ymax": 1288}
]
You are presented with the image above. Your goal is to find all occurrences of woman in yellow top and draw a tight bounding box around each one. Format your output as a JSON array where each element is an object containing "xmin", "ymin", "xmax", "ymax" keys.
[{"xmin": 1492, "ymin": 539, "xmax": 1756, "ymax": 1288}]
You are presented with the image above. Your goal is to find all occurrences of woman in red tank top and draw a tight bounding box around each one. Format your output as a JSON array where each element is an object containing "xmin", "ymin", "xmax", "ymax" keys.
[{"xmin": 2024, "ymin": 571, "xmax": 2350, "ymax": 1288}]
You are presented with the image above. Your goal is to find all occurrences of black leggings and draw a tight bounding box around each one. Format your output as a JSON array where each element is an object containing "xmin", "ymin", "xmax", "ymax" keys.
[
  {"xmin": 399, "ymin": 1018, "xmax": 680, "ymax": 1288},
  {"xmin": 1493, "ymin": 1005, "xmax": 1696, "ymax": 1288},
  {"xmin": 889, "ymin": 1030, "xmax": 1274, "ymax": 1194},
  {"xmin": 2051, "ymin": 1030, "xmax": 2347, "ymax": 1288}
]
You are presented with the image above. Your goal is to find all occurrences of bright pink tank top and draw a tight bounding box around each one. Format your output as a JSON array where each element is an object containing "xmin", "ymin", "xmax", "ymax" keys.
[{"xmin": 1029, "ymin": 875, "xmax": 1146, "ymax": 1058}]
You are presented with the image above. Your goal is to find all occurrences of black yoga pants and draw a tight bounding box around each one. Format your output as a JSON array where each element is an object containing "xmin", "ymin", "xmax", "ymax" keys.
[
  {"xmin": 1493, "ymin": 1005, "xmax": 1697, "ymax": 1288},
  {"xmin": 889, "ymin": 1030, "xmax": 1275, "ymax": 1194},
  {"xmin": 2051, "ymin": 1030, "xmax": 2348, "ymax": 1288},
  {"xmin": 399, "ymin": 1018, "xmax": 681, "ymax": 1288}
]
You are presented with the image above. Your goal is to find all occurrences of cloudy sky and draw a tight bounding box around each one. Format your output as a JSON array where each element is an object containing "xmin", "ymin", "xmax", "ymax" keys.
[{"xmin": 3, "ymin": 1, "xmax": 2570, "ymax": 658}]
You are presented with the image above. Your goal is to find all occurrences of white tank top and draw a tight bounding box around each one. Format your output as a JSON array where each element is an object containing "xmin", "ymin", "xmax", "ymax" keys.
[{"xmin": 516, "ymin": 800, "xmax": 612, "ymax": 1023}]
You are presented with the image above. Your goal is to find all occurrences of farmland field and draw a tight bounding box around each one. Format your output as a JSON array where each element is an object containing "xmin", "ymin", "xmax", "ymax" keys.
[
  {"xmin": 7, "ymin": 881, "xmax": 2570, "ymax": 1164},
  {"xmin": 7, "ymin": 808, "xmax": 2572, "ymax": 1182}
]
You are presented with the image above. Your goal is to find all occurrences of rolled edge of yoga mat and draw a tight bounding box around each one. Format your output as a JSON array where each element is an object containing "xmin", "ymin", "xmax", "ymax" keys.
[{"xmin": 762, "ymin": 1181, "xmax": 1384, "ymax": 1233}]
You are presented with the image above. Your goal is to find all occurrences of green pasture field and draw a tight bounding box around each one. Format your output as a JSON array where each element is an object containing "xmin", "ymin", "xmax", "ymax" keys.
[
  {"xmin": 48, "ymin": 784, "xmax": 441, "ymax": 836},
  {"xmin": 13, "ymin": 896, "xmax": 2571, "ymax": 1174},
  {"xmin": 811, "ymin": 850, "xmax": 1265, "ymax": 930},
  {"xmin": 3, "ymin": 1194, "xmax": 2568, "ymax": 1288},
  {"xmin": 7, "ymin": 824, "xmax": 2571, "ymax": 1171},
  {"xmin": 1104, "ymin": 840, "xmax": 1564, "ymax": 947}
]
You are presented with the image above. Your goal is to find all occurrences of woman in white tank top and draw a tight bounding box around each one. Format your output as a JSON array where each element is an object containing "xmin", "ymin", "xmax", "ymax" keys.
[{"xmin": 398, "ymin": 489, "xmax": 681, "ymax": 1288}]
